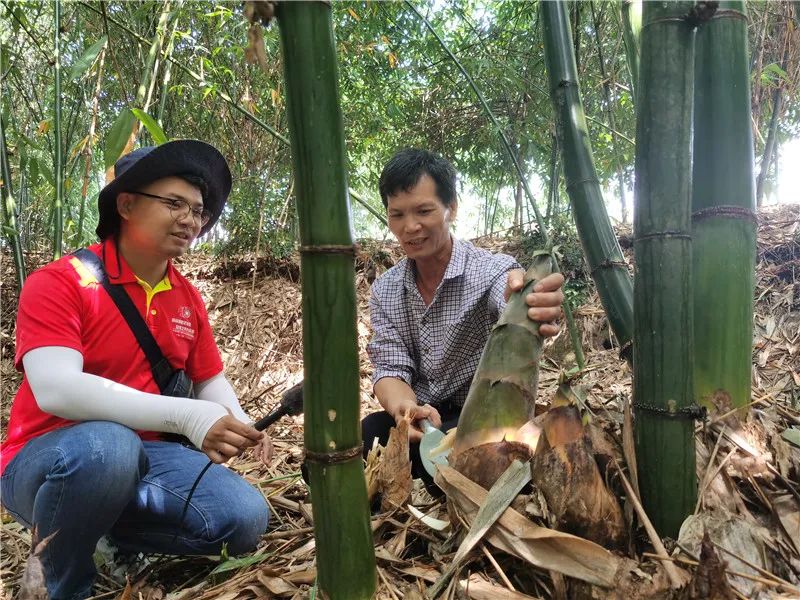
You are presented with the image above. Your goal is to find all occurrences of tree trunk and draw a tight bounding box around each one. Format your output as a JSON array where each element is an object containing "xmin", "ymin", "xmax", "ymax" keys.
[{"xmin": 276, "ymin": 3, "xmax": 376, "ymax": 598}]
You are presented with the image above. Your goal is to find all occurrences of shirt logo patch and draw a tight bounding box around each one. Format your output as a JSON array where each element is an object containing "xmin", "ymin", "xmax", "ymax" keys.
[{"xmin": 172, "ymin": 309, "xmax": 196, "ymax": 341}]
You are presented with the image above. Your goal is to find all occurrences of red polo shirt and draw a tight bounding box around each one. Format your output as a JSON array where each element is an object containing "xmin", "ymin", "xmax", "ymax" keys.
[{"xmin": 1, "ymin": 239, "xmax": 224, "ymax": 473}]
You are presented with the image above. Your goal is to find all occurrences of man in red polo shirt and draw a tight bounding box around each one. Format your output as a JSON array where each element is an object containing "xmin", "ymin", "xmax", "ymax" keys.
[{"xmin": 1, "ymin": 140, "xmax": 271, "ymax": 600}]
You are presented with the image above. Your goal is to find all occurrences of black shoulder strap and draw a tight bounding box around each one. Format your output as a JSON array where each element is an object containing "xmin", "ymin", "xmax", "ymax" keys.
[{"xmin": 74, "ymin": 248, "xmax": 174, "ymax": 393}]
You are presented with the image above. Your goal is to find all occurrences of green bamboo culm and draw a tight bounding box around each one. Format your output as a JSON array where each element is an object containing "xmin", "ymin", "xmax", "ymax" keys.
[
  {"xmin": 0, "ymin": 116, "xmax": 27, "ymax": 287},
  {"xmin": 53, "ymin": 0, "xmax": 63, "ymax": 259},
  {"xmin": 276, "ymin": 3, "xmax": 376, "ymax": 599},
  {"xmin": 692, "ymin": 1, "xmax": 757, "ymax": 414},
  {"xmin": 620, "ymin": 0, "xmax": 641, "ymax": 103},
  {"xmin": 540, "ymin": 0, "xmax": 634, "ymax": 362},
  {"xmin": 633, "ymin": 0, "xmax": 697, "ymax": 537}
]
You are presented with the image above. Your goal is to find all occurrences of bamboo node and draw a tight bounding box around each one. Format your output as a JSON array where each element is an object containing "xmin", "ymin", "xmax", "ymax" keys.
[
  {"xmin": 304, "ymin": 445, "xmax": 363, "ymax": 465},
  {"xmin": 564, "ymin": 176, "xmax": 600, "ymax": 193},
  {"xmin": 686, "ymin": 2, "xmax": 719, "ymax": 27},
  {"xmin": 707, "ymin": 8, "xmax": 748, "ymax": 23},
  {"xmin": 692, "ymin": 205, "xmax": 757, "ymax": 224},
  {"xmin": 634, "ymin": 402, "xmax": 707, "ymax": 421},
  {"xmin": 299, "ymin": 244, "xmax": 357, "ymax": 256},
  {"xmin": 634, "ymin": 231, "xmax": 691, "ymax": 243},
  {"xmin": 589, "ymin": 259, "xmax": 629, "ymax": 276}
]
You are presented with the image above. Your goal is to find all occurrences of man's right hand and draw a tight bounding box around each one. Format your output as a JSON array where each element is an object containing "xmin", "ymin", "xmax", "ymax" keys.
[
  {"xmin": 401, "ymin": 403, "xmax": 442, "ymax": 443},
  {"xmin": 202, "ymin": 415, "xmax": 263, "ymax": 464}
]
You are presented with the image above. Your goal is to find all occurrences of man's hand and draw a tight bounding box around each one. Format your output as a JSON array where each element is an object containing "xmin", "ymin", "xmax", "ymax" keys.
[
  {"xmin": 202, "ymin": 415, "xmax": 263, "ymax": 464},
  {"xmin": 505, "ymin": 269, "xmax": 565, "ymax": 338},
  {"xmin": 252, "ymin": 433, "xmax": 275, "ymax": 465},
  {"xmin": 402, "ymin": 404, "xmax": 442, "ymax": 443}
]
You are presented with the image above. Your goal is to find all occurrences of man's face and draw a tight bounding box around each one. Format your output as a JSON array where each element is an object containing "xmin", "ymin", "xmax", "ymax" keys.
[
  {"xmin": 386, "ymin": 174, "xmax": 457, "ymax": 263},
  {"xmin": 117, "ymin": 176, "xmax": 204, "ymax": 259}
]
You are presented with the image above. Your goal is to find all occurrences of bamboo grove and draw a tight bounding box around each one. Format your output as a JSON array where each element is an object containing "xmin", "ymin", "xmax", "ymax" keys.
[
  {"xmin": 1, "ymin": 1, "xmax": 797, "ymax": 265},
  {"xmin": 0, "ymin": 0, "xmax": 797, "ymax": 590}
]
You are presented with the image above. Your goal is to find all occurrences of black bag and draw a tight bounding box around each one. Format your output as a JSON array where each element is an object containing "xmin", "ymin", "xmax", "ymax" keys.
[{"xmin": 74, "ymin": 248, "xmax": 194, "ymax": 399}]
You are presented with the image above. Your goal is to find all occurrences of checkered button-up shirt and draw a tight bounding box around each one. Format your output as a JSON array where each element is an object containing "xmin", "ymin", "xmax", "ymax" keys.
[{"xmin": 368, "ymin": 238, "xmax": 520, "ymax": 408}]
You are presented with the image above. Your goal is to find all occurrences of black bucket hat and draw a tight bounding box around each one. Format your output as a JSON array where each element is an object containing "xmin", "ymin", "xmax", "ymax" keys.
[{"xmin": 95, "ymin": 139, "xmax": 232, "ymax": 240}]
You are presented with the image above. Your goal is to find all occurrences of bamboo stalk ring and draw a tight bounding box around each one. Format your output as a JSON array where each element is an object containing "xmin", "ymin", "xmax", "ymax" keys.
[
  {"xmin": 691, "ymin": 205, "xmax": 757, "ymax": 223},
  {"xmin": 634, "ymin": 403, "xmax": 707, "ymax": 421},
  {"xmin": 589, "ymin": 259, "xmax": 629, "ymax": 275},
  {"xmin": 299, "ymin": 244, "xmax": 357, "ymax": 255},
  {"xmin": 634, "ymin": 231, "xmax": 692, "ymax": 242},
  {"xmin": 304, "ymin": 445, "xmax": 363, "ymax": 465}
]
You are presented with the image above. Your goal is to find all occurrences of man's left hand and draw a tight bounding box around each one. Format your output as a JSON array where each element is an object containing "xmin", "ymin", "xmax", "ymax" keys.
[{"xmin": 505, "ymin": 269, "xmax": 565, "ymax": 337}]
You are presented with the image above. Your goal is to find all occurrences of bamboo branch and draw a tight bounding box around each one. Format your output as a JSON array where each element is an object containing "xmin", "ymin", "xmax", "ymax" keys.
[
  {"xmin": 0, "ymin": 115, "xmax": 27, "ymax": 287},
  {"xmin": 53, "ymin": 0, "xmax": 63, "ymax": 259},
  {"xmin": 613, "ymin": 461, "xmax": 687, "ymax": 589}
]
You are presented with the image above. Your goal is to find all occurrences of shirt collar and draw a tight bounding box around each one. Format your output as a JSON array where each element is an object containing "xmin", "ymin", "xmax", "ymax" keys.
[
  {"xmin": 402, "ymin": 236, "xmax": 465, "ymax": 291},
  {"xmin": 101, "ymin": 237, "xmax": 176, "ymax": 286}
]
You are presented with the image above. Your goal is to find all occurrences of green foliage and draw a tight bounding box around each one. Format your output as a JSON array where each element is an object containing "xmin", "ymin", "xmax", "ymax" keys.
[
  {"xmin": 104, "ymin": 109, "xmax": 136, "ymax": 169},
  {"xmin": 519, "ymin": 211, "xmax": 591, "ymax": 305},
  {"xmin": 131, "ymin": 108, "xmax": 168, "ymax": 145},
  {"xmin": 0, "ymin": 0, "xmax": 796, "ymax": 256},
  {"xmin": 68, "ymin": 36, "xmax": 107, "ymax": 81}
]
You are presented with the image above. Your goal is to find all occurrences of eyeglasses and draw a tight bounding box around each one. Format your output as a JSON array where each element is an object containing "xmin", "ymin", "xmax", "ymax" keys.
[{"xmin": 133, "ymin": 191, "xmax": 211, "ymax": 227}]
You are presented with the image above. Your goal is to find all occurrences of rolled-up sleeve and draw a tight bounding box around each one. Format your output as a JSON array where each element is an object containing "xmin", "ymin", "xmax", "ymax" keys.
[{"xmin": 367, "ymin": 286, "xmax": 416, "ymax": 387}]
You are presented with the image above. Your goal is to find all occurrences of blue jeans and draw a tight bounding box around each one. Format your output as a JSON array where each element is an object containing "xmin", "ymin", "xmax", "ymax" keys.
[{"xmin": 1, "ymin": 422, "xmax": 269, "ymax": 600}]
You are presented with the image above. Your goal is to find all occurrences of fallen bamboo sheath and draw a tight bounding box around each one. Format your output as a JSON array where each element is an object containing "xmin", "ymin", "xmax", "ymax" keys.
[
  {"xmin": 435, "ymin": 464, "xmax": 621, "ymax": 588},
  {"xmin": 428, "ymin": 460, "xmax": 532, "ymax": 598}
]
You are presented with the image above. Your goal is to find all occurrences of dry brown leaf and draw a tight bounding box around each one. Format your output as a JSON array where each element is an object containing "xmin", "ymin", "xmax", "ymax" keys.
[
  {"xmin": 435, "ymin": 464, "xmax": 621, "ymax": 588},
  {"xmin": 396, "ymin": 564, "xmax": 440, "ymax": 583},
  {"xmin": 256, "ymin": 569, "xmax": 298, "ymax": 596},
  {"xmin": 379, "ymin": 415, "xmax": 413, "ymax": 512},
  {"xmin": 384, "ymin": 525, "xmax": 408, "ymax": 558},
  {"xmin": 17, "ymin": 529, "xmax": 57, "ymax": 600},
  {"xmin": 773, "ymin": 494, "xmax": 800, "ymax": 553},
  {"xmin": 459, "ymin": 573, "xmax": 539, "ymax": 599}
]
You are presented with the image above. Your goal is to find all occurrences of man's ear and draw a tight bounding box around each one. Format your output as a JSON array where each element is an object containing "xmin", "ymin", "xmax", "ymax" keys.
[
  {"xmin": 448, "ymin": 200, "xmax": 458, "ymax": 225},
  {"xmin": 116, "ymin": 193, "xmax": 135, "ymax": 221}
]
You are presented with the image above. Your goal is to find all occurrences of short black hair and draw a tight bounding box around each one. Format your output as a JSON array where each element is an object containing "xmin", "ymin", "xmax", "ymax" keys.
[
  {"xmin": 174, "ymin": 173, "xmax": 209, "ymax": 203},
  {"xmin": 378, "ymin": 149, "xmax": 457, "ymax": 208}
]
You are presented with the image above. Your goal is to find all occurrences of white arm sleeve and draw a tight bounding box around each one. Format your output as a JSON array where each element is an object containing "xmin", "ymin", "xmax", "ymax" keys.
[
  {"xmin": 194, "ymin": 374, "xmax": 250, "ymax": 424},
  {"xmin": 23, "ymin": 346, "xmax": 228, "ymax": 449}
]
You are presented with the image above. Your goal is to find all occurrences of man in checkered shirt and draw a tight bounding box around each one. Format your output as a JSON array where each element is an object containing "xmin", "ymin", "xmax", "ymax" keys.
[{"xmin": 363, "ymin": 149, "xmax": 564, "ymax": 484}]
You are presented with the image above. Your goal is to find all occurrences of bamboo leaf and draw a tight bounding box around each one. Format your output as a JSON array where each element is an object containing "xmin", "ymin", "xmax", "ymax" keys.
[
  {"xmin": 104, "ymin": 109, "xmax": 135, "ymax": 169},
  {"xmin": 210, "ymin": 551, "xmax": 273, "ymax": 574},
  {"xmin": 131, "ymin": 108, "xmax": 168, "ymax": 145},
  {"xmin": 69, "ymin": 36, "xmax": 107, "ymax": 80},
  {"xmin": 782, "ymin": 428, "xmax": 800, "ymax": 448},
  {"xmin": 39, "ymin": 161, "xmax": 55, "ymax": 188}
]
